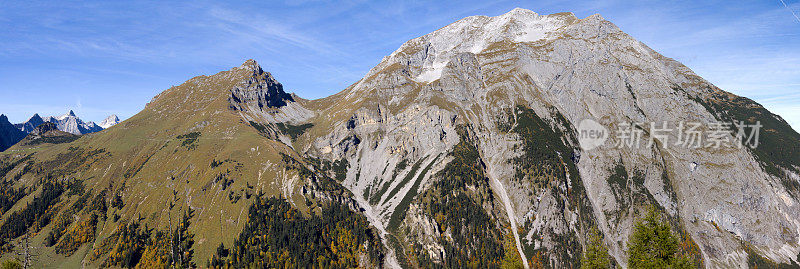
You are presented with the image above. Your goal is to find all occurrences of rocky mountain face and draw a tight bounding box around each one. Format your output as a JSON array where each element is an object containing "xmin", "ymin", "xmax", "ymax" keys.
[
  {"xmin": 228, "ymin": 63, "xmax": 296, "ymax": 110},
  {"xmin": 98, "ymin": 115, "xmax": 120, "ymax": 129},
  {"xmin": 14, "ymin": 113, "xmax": 44, "ymax": 133},
  {"xmin": 44, "ymin": 110, "xmax": 104, "ymax": 135},
  {"xmin": 0, "ymin": 8, "xmax": 799, "ymax": 269},
  {"xmin": 275, "ymin": 8, "xmax": 800, "ymax": 268},
  {"xmin": 0, "ymin": 115, "xmax": 25, "ymax": 152}
]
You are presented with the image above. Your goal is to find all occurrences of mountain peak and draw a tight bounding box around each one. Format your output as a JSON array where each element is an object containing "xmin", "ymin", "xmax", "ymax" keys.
[
  {"xmin": 99, "ymin": 114, "xmax": 120, "ymax": 129},
  {"xmin": 15, "ymin": 113, "xmax": 46, "ymax": 133},
  {"xmin": 56, "ymin": 110, "xmax": 77, "ymax": 121},
  {"xmin": 582, "ymin": 13, "xmax": 605, "ymax": 23},
  {"xmin": 229, "ymin": 62, "xmax": 295, "ymax": 110},
  {"xmin": 240, "ymin": 59, "xmax": 261, "ymax": 72},
  {"xmin": 0, "ymin": 114, "xmax": 25, "ymax": 151},
  {"xmin": 502, "ymin": 7, "xmax": 539, "ymax": 18},
  {"xmin": 378, "ymin": 9, "xmax": 582, "ymax": 84}
]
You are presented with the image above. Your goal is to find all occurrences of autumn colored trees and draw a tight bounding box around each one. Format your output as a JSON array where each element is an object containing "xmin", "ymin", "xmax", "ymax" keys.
[
  {"xmin": 92, "ymin": 209, "xmax": 196, "ymax": 268},
  {"xmin": 501, "ymin": 231, "xmax": 525, "ymax": 269},
  {"xmin": 171, "ymin": 210, "xmax": 196, "ymax": 268},
  {"xmin": 54, "ymin": 213, "xmax": 99, "ymax": 256},
  {"xmin": 0, "ymin": 259, "xmax": 22, "ymax": 269}
]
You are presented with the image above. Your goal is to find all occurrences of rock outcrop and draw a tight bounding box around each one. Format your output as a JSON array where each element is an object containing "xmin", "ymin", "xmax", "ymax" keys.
[
  {"xmin": 14, "ymin": 113, "xmax": 44, "ymax": 133},
  {"xmin": 98, "ymin": 114, "xmax": 120, "ymax": 129},
  {"xmin": 0, "ymin": 114, "xmax": 25, "ymax": 151}
]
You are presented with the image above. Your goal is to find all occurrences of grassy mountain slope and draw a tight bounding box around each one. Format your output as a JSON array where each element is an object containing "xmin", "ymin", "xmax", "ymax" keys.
[{"xmin": 0, "ymin": 61, "xmax": 379, "ymax": 267}]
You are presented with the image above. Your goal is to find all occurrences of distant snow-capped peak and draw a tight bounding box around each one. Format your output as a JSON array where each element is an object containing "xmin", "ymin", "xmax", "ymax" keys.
[
  {"xmin": 99, "ymin": 114, "xmax": 120, "ymax": 129},
  {"xmin": 56, "ymin": 110, "xmax": 77, "ymax": 121}
]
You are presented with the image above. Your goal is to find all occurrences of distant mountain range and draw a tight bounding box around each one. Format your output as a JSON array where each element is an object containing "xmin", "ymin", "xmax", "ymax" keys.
[
  {"xmin": 13, "ymin": 110, "xmax": 120, "ymax": 135},
  {"xmin": 0, "ymin": 111, "xmax": 120, "ymax": 152}
]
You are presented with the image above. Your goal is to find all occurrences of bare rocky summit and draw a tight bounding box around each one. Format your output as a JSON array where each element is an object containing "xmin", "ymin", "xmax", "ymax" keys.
[{"xmin": 98, "ymin": 115, "xmax": 120, "ymax": 129}]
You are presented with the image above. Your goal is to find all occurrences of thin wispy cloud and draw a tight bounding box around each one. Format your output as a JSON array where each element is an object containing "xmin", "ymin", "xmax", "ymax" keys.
[
  {"xmin": 780, "ymin": 0, "xmax": 800, "ymax": 22},
  {"xmin": 207, "ymin": 7, "xmax": 347, "ymax": 57}
]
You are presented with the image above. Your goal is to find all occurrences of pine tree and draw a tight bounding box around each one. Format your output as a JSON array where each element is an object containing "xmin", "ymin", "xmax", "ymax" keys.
[
  {"xmin": 627, "ymin": 208, "xmax": 691, "ymax": 269},
  {"xmin": 581, "ymin": 227, "xmax": 611, "ymax": 269},
  {"xmin": 501, "ymin": 231, "xmax": 524, "ymax": 269},
  {"xmin": 172, "ymin": 209, "xmax": 195, "ymax": 268}
]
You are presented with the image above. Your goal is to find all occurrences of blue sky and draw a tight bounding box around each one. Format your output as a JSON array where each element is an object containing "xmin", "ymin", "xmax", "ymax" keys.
[{"xmin": 1, "ymin": 0, "xmax": 799, "ymax": 130}]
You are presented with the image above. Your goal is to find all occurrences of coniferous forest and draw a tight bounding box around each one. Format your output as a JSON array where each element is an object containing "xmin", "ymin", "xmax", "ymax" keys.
[{"xmin": 209, "ymin": 194, "xmax": 385, "ymax": 268}]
